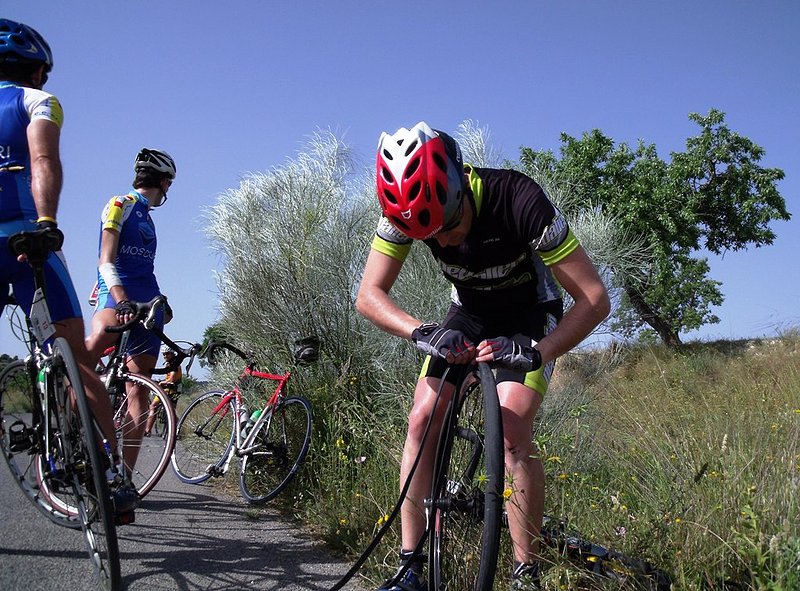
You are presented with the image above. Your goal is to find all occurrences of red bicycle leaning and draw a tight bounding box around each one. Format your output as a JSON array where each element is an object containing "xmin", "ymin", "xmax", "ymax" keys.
[{"xmin": 170, "ymin": 339, "xmax": 317, "ymax": 504}]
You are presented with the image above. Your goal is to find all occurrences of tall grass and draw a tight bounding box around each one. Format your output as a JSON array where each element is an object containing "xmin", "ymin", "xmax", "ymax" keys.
[{"xmin": 537, "ymin": 337, "xmax": 800, "ymax": 589}]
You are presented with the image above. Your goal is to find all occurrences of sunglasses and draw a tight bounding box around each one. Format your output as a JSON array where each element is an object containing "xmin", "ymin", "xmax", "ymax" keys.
[{"xmin": 439, "ymin": 199, "xmax": 465, "ymax": 233}]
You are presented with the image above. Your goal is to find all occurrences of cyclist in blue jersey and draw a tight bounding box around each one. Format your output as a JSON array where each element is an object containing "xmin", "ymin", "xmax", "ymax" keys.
[
  {"xmin": 85, "ymin": 147, "xmax": 176, "ymax": 483},
  {"xmin": 356, "ymin": 122, "xmax": 610, "ymax": 590},
  {"xmin": 0, "ymin": 19, "xmax": 138, "ymax": 514}
]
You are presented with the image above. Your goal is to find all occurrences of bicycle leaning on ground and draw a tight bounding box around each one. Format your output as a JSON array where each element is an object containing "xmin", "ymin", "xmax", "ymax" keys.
[
  {"xmin": 100, "ymin": 295, "xmax": 201, "ymax": 499},
  {"xmin": 0, "ymin": 228, "xmax": 120, "ymax": 590},
  {"xmin": 334, "ymin": 361, "xmax": 672, "ymax": 591},
  {"xmin": 171, "ymin": 338, "xmax": 317, "ymax": 504}
]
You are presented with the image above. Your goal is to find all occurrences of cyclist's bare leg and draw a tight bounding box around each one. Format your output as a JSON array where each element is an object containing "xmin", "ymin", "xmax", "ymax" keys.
[
  {"xmin": 399, "ymin": 376, "xmax": 455, "ymax": 552},
  {"xmin": 120, "ymin": 353, "xmax": 157, "ymax": 471},
  {"xmin": 55, "ymin": 316, "xmax": 117, "ymax": 448},
  {"xmin": 85, "ymin": 307, "xmax": 119, "ymax": 361},
  {"xmin": 498, "ymin": 382, "xmax": 544, "ymax": 564}
]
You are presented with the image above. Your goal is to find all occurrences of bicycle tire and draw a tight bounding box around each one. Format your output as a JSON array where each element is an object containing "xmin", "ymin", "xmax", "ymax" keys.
[
  {"xmin": 171, "ymin": 390, "xmax": 235, "ymax": 484},
  {"xmin": 428, "ymin": 363, "xmax": 503, "ymax": 591},
  {"xmin": 0, "ymin": 360, "xmax": 79, "ymax": 528},
  {"xmin": 111, "ymin": 373, "xmax": 176, "ymax": 497},
  {"xmin": 239, "ymin": 395, "xmax": 313, "ymax": 504},
  {"xmin": 152, "ymin": 405, "xmax": 167, "ymax": 438},
  {"xmin": 52, "ymin": 337, "xmax": 121, "ymax": 590}
]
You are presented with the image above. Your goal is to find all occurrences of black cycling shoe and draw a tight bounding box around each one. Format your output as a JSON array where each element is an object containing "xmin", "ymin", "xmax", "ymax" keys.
[
  {"xmin": 510, "ymin": 562, "xmax": 541, "ymax": 590},
  {"xmin": 377, "ymin": 569, "xmax": 427, "ymax": 591},
  {"xmin": 109, "ymin": 478, "xmax": 141, "ymax": 514}
]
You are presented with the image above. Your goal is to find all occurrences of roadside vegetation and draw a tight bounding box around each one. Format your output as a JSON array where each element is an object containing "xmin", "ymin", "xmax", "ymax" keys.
[{"xmin": 197, "ymin": 122, "xmax": 796, "ymax": 589}]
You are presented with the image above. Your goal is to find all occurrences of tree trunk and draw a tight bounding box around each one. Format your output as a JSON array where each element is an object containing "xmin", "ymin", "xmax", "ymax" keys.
[{"xmin": 623, "ymin": 284, "xmax": 683, "ymax": 348}]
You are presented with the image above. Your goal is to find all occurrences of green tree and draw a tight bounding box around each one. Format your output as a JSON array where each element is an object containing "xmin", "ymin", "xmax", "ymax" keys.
[{"xmin": 519, "ymin": 109, "xmax": 789, "ymax": 347}]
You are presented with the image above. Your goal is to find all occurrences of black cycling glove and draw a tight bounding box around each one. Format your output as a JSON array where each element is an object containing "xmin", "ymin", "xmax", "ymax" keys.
[
  {"xmin": 485, "ymin": 336, "xmax": 542, "ymax": 372},
  {"xmin": 115, "ymin": 300, "xmax": 137, "ymax": 317},
  {"xmin": 411, "ymin": 322, "xmax": 474, "ymax": 360}
]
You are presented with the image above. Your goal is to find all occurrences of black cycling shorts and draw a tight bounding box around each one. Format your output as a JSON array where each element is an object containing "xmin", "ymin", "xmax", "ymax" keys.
[{"xmin": 420, "ymin": 299, "xmax": 563, "ymax": 395}]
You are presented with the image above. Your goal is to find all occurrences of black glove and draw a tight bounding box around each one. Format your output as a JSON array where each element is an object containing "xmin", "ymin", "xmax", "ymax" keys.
[
  {"xmin": 35, "ymin": 219, "xmax": 64, "ymax": 252},
  {"xmin": 485, "ymin": 336, "xmax": 542, "ymax": 371},
  {"xmin": 411, "ymin": 322, "xmax": 474, "ymax": 360},
  {"xmin": 115, "ymin": 299, "xmax": 137, "ymax": 317}
]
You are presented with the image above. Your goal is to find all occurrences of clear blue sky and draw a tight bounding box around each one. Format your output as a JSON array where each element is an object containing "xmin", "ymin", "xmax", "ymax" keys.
[{"xmin": 2, "ymin": 1, "xmax": 798, "ymax": 363}]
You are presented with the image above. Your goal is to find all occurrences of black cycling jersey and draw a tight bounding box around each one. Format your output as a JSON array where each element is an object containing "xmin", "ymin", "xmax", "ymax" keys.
[{"xmin": 371, "ymin": 165, "xmax": 579, "ymax": 309}]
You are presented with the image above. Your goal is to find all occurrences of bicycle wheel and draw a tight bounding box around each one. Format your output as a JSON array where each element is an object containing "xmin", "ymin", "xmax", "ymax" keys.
[
  {"xmin": 52, "ymin": 337, "xmax": 120, "ymax": 590},
  {"xmin": 111, "ymin": 373, "xmax": 176, "ymax": 497},
  {"xmin": 0, "ymin": 360, "xmax": 76, "ymax": 526},
  {"xmin": 239, "ymin": 395, "xmax": 313, "ymax": 504},
  {"xmin": 428, "ymin": 363, "xmax": 503, "ymax": 591},
  {"xmin": 171, "ymin": 390, "xmax": 235, "ymax": 484},
  {"xmin": 152, "ymin": 405, "xmax": 167, "ymax": 438}
]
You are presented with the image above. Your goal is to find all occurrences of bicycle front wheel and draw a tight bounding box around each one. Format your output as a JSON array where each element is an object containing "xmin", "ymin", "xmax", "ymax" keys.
[
  {"xmin": 171, "ymin": 390, "xmax": 235, "ymax": 484},
  {"xmin": 428, "ymin": 363, "xmax": 503, "ymax": 591},
  {"xmin": 52, "ymin": 337, "xmax": 121, "ymax": 590},
  {"xmin": 112, "ymin": 373, "xmax": 176, "ymax": 497},
  {"xmin": 239, "ymin": 396, "xmax": 312, "ymax": 504}
]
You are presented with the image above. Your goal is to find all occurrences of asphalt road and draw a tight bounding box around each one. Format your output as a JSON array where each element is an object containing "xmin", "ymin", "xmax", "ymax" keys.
[{"xmin": 0, "ymin": 464, "xmax": 370, "ymax": 591}]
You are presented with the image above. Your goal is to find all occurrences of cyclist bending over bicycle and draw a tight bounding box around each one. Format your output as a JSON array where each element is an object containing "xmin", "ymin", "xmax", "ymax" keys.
[
  {"xmin": 0, "ymin": 19, "xmax": 136, "ymax": 514},
  {"xmin": 356, "ymin": 122, "xmax": 610, "ymax": 590},
  {"xmin": 143, "ymin": 344, "xmax": 183, "ymax": 436},
  {"xmin": 85, "ymin": 146, "xmax": 178, "ymax": 511}
]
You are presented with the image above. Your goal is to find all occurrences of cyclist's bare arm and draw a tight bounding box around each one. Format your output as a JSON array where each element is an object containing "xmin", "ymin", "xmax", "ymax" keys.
[
  {"xmin": 27, "ymin": 118, "xmax": 62, "ymax": 222},
  {"xmin": 478, "ymin": 246, "xmax": 609, "ymax": 365},
  {"xmin": 355, "ymin": 248, "xmax": 422, "ymax": 340}
]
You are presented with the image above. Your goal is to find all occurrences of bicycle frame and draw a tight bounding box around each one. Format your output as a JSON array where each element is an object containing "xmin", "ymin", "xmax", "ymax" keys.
[{"xmin": 206, "ymin": 366, "xmax": 292, "ymax": 476}]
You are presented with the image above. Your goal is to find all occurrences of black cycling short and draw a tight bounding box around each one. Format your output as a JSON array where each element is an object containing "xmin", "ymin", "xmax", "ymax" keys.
[{"xmin": 420, "ymin": 299, "xmax": 563, "ymax": 395}]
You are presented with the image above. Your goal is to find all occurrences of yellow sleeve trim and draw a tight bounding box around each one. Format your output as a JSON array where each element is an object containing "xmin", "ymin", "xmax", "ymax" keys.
[
  {"xmin": 539, "ymin": 229, "xmax": 580, "ymax": 266},
  {"xmin": 102, "ymin": 195, "xmax": 132, "ymax": 232},
  {"xmin": 371, "ymin": 234, "xmax": 412, "ymax": 262}
]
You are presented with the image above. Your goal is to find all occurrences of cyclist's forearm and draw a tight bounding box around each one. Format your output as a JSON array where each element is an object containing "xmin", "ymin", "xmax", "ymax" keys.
[{"xmin": 356, "ymin": 288, "xmax": 420, "ymax": 340}]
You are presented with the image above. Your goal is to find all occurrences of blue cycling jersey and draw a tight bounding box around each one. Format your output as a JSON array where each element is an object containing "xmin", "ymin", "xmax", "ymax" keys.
[
  {"xmin": 0, "ymin": 81, "xmax": 64, "ymax": 223},
  {"xmin": 0, "ymin": 79, "xmax": 80, "ymax": 322},
  {"xmin": 95, "ymin": 191, "xmax": 159, "ymax": 290}
]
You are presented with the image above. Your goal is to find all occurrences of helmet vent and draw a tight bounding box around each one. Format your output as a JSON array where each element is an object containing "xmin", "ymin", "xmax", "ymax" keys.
[
  {"xmin": 435, "ymin": 182, "xmax": 447, "ymax": 205},
  {"xmin": 383, "ymin": 189, "xmax": 398, "ymax": 205},
  {"xmin": 404, "ymin": 140, "xmax": 418, "ymax": 157},
  {"xmin": 418, "ymin": 209, "xmax": 431, "ymax": 228},
  {"xmin": 408, "ymin": 182, "xmax": 421, "ymax": 203},
  {"xmin": 432, "ymin": 152, "xmax": 447, "ymax": 173},
  {"xmin": 380, "ymin": 166, "xmax": 394, "ymax": 183},
  {"xmin": 382, "ymin": 148, "xmax": 394, "ymax": 161},
  {"xmin": 404, "ymin": 157, "xmax": 420, "ymax": 180}
]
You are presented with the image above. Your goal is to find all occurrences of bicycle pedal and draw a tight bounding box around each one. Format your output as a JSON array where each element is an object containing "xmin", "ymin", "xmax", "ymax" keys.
[{"xmin": 115, "ymin": 510, "xmax": 136, "ymax": 526}]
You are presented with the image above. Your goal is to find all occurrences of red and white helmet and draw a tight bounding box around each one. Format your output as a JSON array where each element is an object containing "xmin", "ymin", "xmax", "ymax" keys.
[{"xmin": 376, "ymin": 122, "xmax": 465, "ymax": 240}]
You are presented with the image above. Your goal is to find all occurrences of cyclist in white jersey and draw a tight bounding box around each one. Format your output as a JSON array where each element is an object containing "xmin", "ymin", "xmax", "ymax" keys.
[{"xmin": 0, "ymin": 18, "xmax": 138, "ymax": 514}]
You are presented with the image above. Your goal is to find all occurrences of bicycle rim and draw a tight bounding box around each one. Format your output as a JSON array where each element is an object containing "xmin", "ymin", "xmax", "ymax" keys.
[
  {"xmin": 52, "ymin": 337, "xmax": 121, "ymax": 590},
  {"xmin": 171, "ymin": 390, "xmax": 235, "ymax": 484},
  {"xmin": 239, "ymin": 396, "xmax": 313, "ymax": 504},
  {"xmin": 428, "ymin": 364, "xmax": 503, "ymax": 591},
  {"xmin": 0, "ymin": 360, "xmax": 76, "ymax": 526},
  {"xmin": 112, "ymin": 373, "xmax": 176, "ymax": 498}
]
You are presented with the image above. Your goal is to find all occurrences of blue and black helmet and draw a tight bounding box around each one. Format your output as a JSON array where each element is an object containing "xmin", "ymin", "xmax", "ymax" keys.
[{"xmin": 0, "ymin": 19, "xmax": 53, "ymax": 72}]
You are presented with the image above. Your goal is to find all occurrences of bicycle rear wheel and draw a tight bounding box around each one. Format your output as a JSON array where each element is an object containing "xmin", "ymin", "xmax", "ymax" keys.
[
  {"xmin": 428, "ymin": 363, "xmax": 503, "ymax": 591},
  {"xmin": 239, "ymin": 395, "xmax": 313, "ymax": 504},
  {"xmin": 171, "ymin": 390, "xmax": 235, "ymax": 484},
  {"xmin": 52, "ymin": 337, "xmax": 121, "ymax": 590},
  {"xmin": 111, "ymin": 373, "xmax": 176, "ymax": 497},
  {"xmin": 0, "ymin": 361, "xmax": 63, "ymax": 520}
]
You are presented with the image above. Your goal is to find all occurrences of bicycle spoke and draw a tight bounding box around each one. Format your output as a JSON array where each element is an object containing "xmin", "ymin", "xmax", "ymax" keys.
[
  {"xmin": 239, "ymin": 396, "xmax": 312, "ymax": 504},
  {"xmin": 171, "ymin": 390, "xmax": 235, "ymax": 483}
]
